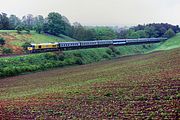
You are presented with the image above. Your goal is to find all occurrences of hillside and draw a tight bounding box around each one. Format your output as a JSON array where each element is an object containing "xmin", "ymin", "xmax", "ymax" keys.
[
  {"xmin": 0, "ymin": 48, "xmax": 179, "ymax": 119},
  {"xmin": 153, "ymin": 33, "xmax": 180, "ymax": 51},
  {"xmin": 0, "ymin": 43, "xmax": 161, "ymax": 77},
  {"xmin": 1, "ymin": 32, "xmax": 180, "ymax": 77},
  {"xmin": 0, "ymin": 30, "xmax": 76, "ymax": 54}
]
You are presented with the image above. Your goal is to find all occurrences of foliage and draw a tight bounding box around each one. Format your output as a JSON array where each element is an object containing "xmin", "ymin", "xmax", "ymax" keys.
[
  {"xmin": 21, "ymin": 14, "xmax": 35, "ymax": 30},
  {"xmin": 71, "ymin": 22, "xmax": 96, "ymax": 41},
  {"xmin": 2, "ymin": 47, "xmax": 12, "ymax": 54},
  {"xmin": 15, "ymin": 25, "xmax": 24, "ymax": 34},
  {"xmin": 43, "ymin": 12, "xmax": 65, "ymax": 36},
  {"xmin": 1, "ymin": 12, "xmax": 179, "ymax": 41},
  {"xmin": 35, "ymin": 24, "xmax": 43, "ymax": 34},
  {"xmin": 0, "ymin": 37, "xmax": 5, "ymax": 45},
  {"xmin": 163, "ymin": 28, "xmax": 176, "ymax": 38},
  {"xmin": 0, "ymin": 43, "xmax": 160, "ymax": 77},
  {"xmin": 0, "ymin": 13, "xmax": 10, "ymax": 30},
  {"xmin": 22, "ymin": 42, "xmax": 31, "ymax": 50},
  {"xmin": 9, "ymin": 15, "xmax": 21, "ymax": 30},
  {"xmin": 93, "ymin": 27, "xmax": 117, "ymax": 40},
  {"xmin": 24, "ymin": 26, "xmax": 31, "ymax": 34},
  {"xmin": 118, "ymin": 23, "xmax": 180, "ymax": 39}
]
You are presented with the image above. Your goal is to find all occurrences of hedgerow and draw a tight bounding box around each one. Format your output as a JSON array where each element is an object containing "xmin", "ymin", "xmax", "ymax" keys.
[{"xmin": 0, "ymin": 43, "xmax": 159, "ymax": 77}]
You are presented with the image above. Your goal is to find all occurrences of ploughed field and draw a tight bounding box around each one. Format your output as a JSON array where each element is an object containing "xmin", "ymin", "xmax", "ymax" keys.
[{"xmin": 0, "ymin": 48, "xmax": 179, "ymax": 119}]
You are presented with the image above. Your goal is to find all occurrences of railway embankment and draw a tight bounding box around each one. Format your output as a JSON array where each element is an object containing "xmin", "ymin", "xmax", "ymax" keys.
[
  {"xmin": 0, "ymin": 43, "xmax": 159, "ymax": 77},
  {"xmin": 0, "ymin": 33, "xmax": 179, "ymax": 78}
]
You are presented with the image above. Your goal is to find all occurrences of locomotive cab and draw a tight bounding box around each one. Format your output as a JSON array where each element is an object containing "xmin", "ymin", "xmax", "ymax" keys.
[{"xmin": 27, "ymin": 44, "xmax": 35, "ymax": 53}]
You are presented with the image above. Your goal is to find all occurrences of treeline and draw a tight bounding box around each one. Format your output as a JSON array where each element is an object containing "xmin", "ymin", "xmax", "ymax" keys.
[
  {"xmin": 1, "ymin": 12, "xmax": 180, "ymax": 40},
  {"xmin": 118, "ymin": 23, "xmax": 180, "ymax": 39},
  {"xmin": 0, "ymin": 12, "xmax": 117, "ymax": 40}
]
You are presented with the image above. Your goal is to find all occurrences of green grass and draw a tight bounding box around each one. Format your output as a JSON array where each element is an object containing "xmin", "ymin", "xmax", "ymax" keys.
[
  {"xmin": 0, "ymin": 30, "xmax": 77, "ymax": 46},
  {"xmin": 0, "ymin": 45, "xmax": 179, "ymax": 119},
  {"xmin": 0, "ymin": 43, "xmax": 160, "ymax": 78},
  {"xmin": 153, "ymin": 33, "xmax": 180, "ymax": 51},
  {"xmin": 27, "ymin": 31, "xmax": 77, "ymax": 43},
  {"xmin": 0, "ymin": 30, "xmax": 17, "ymax": 33}
]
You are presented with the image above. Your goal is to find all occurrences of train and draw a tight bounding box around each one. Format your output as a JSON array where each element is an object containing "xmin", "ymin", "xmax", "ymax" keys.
[{"xmin": 27, "ymin": 38, "xmax": 167, "ymax": 53}]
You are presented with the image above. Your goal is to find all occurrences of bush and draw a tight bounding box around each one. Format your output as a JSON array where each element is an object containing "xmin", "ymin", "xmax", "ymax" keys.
[
  {"xmin": 102, "ymin": 54, "xmax": 110, "ymax": 59},
  {"xmin": 75, "ymin": 57, "xmax": 83, "ymax": 65},
  {"xmin": 164, "ymin": 28, "xmax": 176, "ymax": 38},
  {"xmin": 22, "ymin": 42, "xmax": 31, "ymax": 50},
  {"xmin": 24, "ymin": 27, "xmax": 30, "ymax": 34},
  {"xmin": 73, "ymin": 52, "xmax": 82, "ymax": 57},
  {"xmin": 0, "ymin": 37, "xmax": 5, "ymax": 45},
  {"xmin": 16, "ymin": 25, "xmax": 23, "ymax": 34},
  {"xmin": 106, "ymin": 49, "xmax": 112, "ymax": 55},
  {"xmin": 2, "ymin": 47, "xmax": 12, "ymax": 54},
  {"xmin": 109, "ymin": 46, "xmax": 117, "ymax": 53},
  {"xmin": 57, "ymin": 54, "xmax": 65, "ymax": 61}
]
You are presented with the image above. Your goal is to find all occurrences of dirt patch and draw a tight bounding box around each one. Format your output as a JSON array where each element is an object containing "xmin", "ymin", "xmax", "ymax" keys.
[{"xmin": 0, "ymin": 33, "xmax": 24, "ymax": 54}]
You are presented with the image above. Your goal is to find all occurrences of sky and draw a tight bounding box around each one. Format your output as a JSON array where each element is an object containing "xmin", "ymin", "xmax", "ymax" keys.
[{"xmin": 0, "ymin": 0, "xmax": 180, "ymax": 26}]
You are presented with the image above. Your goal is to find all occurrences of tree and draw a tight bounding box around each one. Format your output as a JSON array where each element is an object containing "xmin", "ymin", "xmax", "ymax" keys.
[
  {"xmin": 164, "ymin": 28, "xmax": 176, "ymax": 38},
  {"xmin": 62, "ymin": 16, "xmax": 72, "ymax": 36},
  {"xmin": 144, "ymin": 26, "xmax": 158, "ymax": 38},
  {"xmin": 85, "ymin": 29, "xmax": 96, "ymax": 41},
  {"xmin": 132, "ymin": 23, "xmax": 180, "ymax": 38},
  {"xmin": 34, "ymin": 15, "xmax": 44, "ymax": 34},
  {"xmin": 118, "ymin": 29, "xmax": 128, "ymax": 39},
  {"xmin": 15, "ymin": 25, "xmax": 24, "ymax": 34},
  {"xmin": 34, "ymin": 15, "xmax": 44, "ymax": 25},
  {"xmin": 72, "ymin": 22, "xmax": 86, "ymax": 40},
  {"xmin": 0, "ymin": 13, "xmax": 10, "ymax": 29},
  {"xmin": 22, "ymin": 14, "xmax": 35, "ymax": 29},
  {"xmin": 93, "ymin": 27, "xmax": 117, "ymax": 40},
  {"xmin": 9, "ymin": 15, "xmax": 21, "ymax": 29},
  {"xmin": 35, "ymin": 24, "xmax": 43, "ymax": 34},
  {"xmin": 126, "ymin": 29, "xmax": 140, "ymax": 39},
  {"xmin": 43, "ymin": 12, "xmax": 65, "ymax": 36},
  {"xmin": 136, "ymin": 30, "xmax": 148, "ymax": 38},
  {"xmin": 0, "ymin": 37, "xmax": 5, "ymax": 45}
]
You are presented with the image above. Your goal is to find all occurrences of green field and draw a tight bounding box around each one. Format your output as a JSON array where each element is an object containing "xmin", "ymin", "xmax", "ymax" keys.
[
  {"xmin": 0, "ymin": 31, "xmax": 179, "ymax": 119},
  {"xmin": 0, "ymin": 48, "xmax": 179, "ymax": 119}
]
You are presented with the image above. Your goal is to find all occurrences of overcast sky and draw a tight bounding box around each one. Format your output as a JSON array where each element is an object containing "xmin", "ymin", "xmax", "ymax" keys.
[{"xmin": 0, "ymin": 0, "xmax": 179, "ymax": 26}]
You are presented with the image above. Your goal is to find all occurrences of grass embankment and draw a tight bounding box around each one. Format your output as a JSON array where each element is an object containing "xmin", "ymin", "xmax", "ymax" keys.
[
  {"xmin": 0, "ymin": 48, "xmax": 179, "ymax": 119},
  {"xmin": 0, "ymin": 30, "xmax": 76, "ymax": 54},
  {"xmin": 153, "ymin": 33, "xmax": 180, "ymax": 51},
  {"xmin": 0, "ymin": 43, "xmax": 159, "ymax": 77}
]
